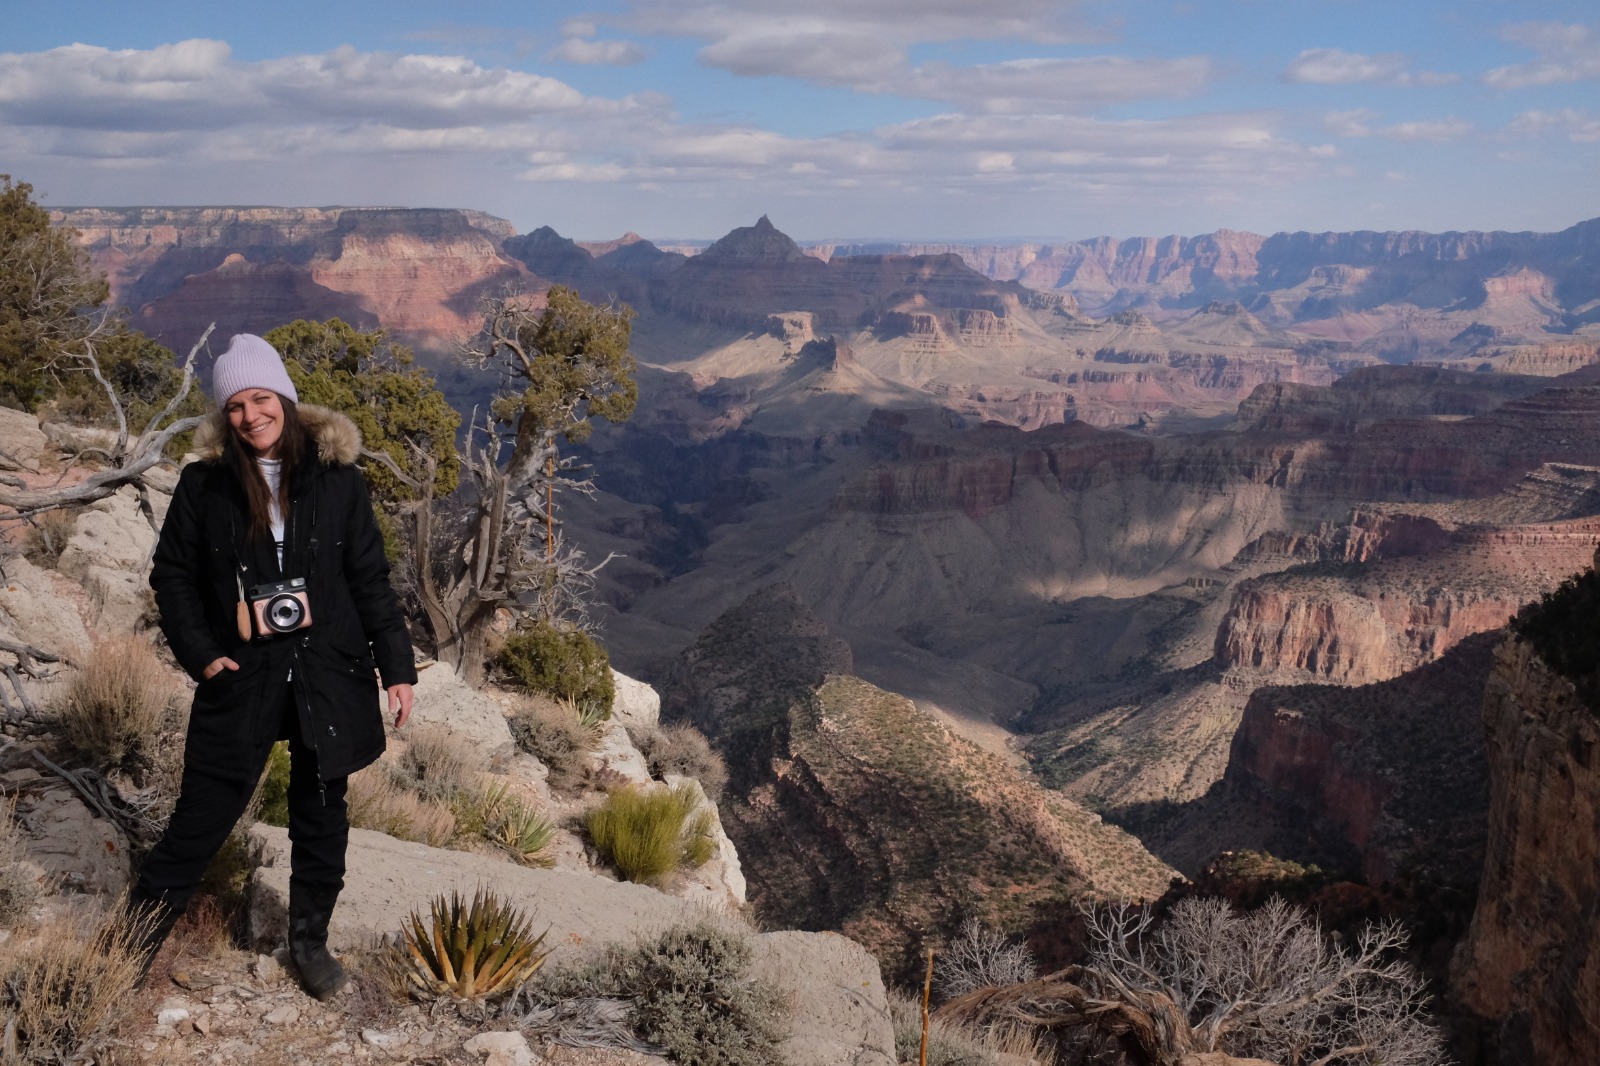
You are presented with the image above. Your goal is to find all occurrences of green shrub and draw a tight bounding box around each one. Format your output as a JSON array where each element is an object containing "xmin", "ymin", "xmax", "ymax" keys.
[
  {"xmin": 508, "ymin": 697, "xmax": 599, "ymax": 790},
  {"xmin": 497, "ymin": 622, "xmax": 615, "ymax": 716},
  {"xmin": 587, "ymin": 783, "xmax": 716, "ymax": 886},
  {"xmin": 256, "ymin": 741, "xmax": 291, "ymax": 827},
  {"xmin": 537, "ymin": 921, "xmax": 789, "ymax": 1066}
]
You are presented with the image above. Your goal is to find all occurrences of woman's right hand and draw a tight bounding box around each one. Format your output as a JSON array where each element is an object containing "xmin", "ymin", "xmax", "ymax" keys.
[{"xmin": 202, "ymin": 656, "xmax": 241, "ymax": 680}]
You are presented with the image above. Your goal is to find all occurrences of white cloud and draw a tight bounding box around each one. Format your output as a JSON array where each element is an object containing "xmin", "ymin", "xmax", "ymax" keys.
[
  {"xmin": 899, "ymin": 56, "xmax": 1211, "ymax": 114},
  {"xmin": 1508, "ymin": 108, "xmax": 1600, "ymax": 142},
  {"xmin": 546, "ymin": 37, "xmax": 647, "ymax": 66},
  {"xmin": 1324, "ymin": 109, "xmax": 1378, "ymax": 137},
  {"xmin": 1283, "ymin": 48, "xmax": 1457, "ymax": 87},
  {"xmin": 1484, "ymin": 22, "xmax": 1600, "ymax": 89},
  {"xmin": 1377, "ymin": 117, "xmax": 1472, "ymax": 141}
]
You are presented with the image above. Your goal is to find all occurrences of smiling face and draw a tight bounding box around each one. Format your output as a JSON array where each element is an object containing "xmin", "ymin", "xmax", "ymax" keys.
[{"xmin": 225, "ymin": 388, "xmax": 285, "ymax": 458}]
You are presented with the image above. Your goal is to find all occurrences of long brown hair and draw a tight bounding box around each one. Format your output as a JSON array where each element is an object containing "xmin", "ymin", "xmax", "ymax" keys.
[{"xmin": 222, "ymin": 395, "xmax": 313, "ymax": 543}]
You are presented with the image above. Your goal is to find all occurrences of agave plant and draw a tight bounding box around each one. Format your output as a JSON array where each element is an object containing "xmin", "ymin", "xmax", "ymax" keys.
[{"xmin": 394, "ymin": 888, "xmax": 551, "ymax": 999}]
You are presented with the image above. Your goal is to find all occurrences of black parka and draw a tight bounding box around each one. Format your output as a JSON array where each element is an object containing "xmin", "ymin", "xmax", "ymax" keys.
[{"xmin": 150, "ymin": 405, "xmax": 417, "ymax": 783}]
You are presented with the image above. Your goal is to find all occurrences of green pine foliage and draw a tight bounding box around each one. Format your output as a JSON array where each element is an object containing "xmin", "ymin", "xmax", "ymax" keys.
[{"xmin": 266, "ymin": 318, "xmax": 460, "ymax": 504}]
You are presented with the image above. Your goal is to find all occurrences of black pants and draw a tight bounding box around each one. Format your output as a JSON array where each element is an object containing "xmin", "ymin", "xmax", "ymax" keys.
[{"xmin": 132, "ymin": 679, "xmax": 349, "ymax": 914}]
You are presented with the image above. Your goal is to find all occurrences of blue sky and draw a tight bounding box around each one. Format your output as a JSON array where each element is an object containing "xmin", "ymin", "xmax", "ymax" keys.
[{"xmin": 5, "ymin": 1, "xmax": 1597, "ymax": 241}]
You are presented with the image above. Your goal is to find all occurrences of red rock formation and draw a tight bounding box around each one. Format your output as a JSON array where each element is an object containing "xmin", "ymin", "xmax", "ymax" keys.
[
  {"xmin": 1214, "ymin": 514, "xmax": 1600, "ymax": 684},
  {"xmin": 1452, "ymin": 637, "xmax": 1600, "ymax": 1065}
]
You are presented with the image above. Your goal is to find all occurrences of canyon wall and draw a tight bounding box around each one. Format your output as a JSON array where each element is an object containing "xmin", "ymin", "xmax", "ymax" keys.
[{"xmin": 1452, "ymin": 638, "xmax": 1600, "ymax": 1065}]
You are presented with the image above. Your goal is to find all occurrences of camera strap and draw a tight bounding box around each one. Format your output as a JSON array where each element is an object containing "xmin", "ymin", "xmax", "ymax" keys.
[{"xmin": 230, "ymin": 509, "xmax": 252, "ymax": 642}]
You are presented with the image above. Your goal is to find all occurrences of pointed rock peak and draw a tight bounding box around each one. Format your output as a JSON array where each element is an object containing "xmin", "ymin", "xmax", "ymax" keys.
[{"xmin": 699, "ymin": 215, "xmax": 807, "ymax": 263}]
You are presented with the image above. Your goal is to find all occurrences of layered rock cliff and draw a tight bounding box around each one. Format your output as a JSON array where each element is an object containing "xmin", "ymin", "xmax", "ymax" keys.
[
  {"xmin": 56, "ymin": 206, "xmax": 536, "ymax": 352},
  {"xmin": 657, "ymin": 584, "xmax": 1174, "ymax": 981},
  {"xmin": 1452, "ymin": 637, "xmax": 1600, "ymax": 1065}
]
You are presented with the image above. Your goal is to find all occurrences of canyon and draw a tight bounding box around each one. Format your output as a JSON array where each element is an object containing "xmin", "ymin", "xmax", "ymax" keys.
[{"xmin": 44, "ymin": 204, "xmax": 1600, "ymax": 1061}]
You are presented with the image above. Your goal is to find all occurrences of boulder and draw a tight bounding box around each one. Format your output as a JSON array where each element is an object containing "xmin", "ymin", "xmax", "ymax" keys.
[
  {"xmin": 247, "ymin": 825, "xmax": 894, "ymax": 1066},
  {"xmin": 0, "ymin": 555, "xmax": 93, "ymax": 659},
  {"xmin": 0, "ymin": 406, "xmax": 46, "ymax": 471},
  {"xmin": 407, "ymin": 663, "xmax": 517, "ymax": 762},
  {"xmin": 40, "ymin": 421, "xmax": 119, "ymax": 457},
  {"xmin": 748, "ymin": 930, "xmax": 897, "ymax": 1066},
  {"xmin": 610, "ymin": 670, "xmax": 660, "ymax": 732},
  {"xmin": 56, "ymin": 486, "xmax": 162, "ymax": 633},
  {"xmin": 591, "ymin": 718, "xmax": 652, "ymax": 786}
]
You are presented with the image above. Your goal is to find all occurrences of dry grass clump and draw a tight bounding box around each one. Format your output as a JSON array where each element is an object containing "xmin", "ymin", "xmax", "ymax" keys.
[
  {"xmin": 0, "ymin": 797, "xmax": 45, "ymax": 927},
  {"xmin": 587, "ymin": 783, "xmax": 716, "ymax": 886},
  {"xmin": 53, "ymin": 635, "xmax": 175, "ymax": 776},
  {"xmin": 0, "ymin": 905, "xmax": 150, "ymax": 1064},
  {"xmin": 889, "ymin": 990, "xmax": 1046, "ymax": 1066},
  {"xmin": 346, "ymin": 767, "xmax": 457, "ymax": 847},
  {"xmin": 628, "ymin": 721, "xmax": 729, "ymax": 801},
  {"xmin": 508, "ymin": 695, "xmax": 599, "ymax": 790},
  {"xmin": 20, "ymin": 508, "xmax": 78, "ymax": 569},
  {"xmin": 394, "ymin": 723, "xmax": 478, "ymax": 804}
]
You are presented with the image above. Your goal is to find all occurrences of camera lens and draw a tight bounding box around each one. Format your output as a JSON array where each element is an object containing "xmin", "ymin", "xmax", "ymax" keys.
[{"xmin": 266, "ymin": 594, "xmax": 304, "ymax": 632}]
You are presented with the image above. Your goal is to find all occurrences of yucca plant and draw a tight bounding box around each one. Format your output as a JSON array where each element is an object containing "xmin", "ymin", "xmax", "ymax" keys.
[
  {"xmin": 393, "ymin": 888, "xmax": 551, "ymax": 1000},
  {"xmin": 490, "ymin": 802, "xmax": 558, "ymax": 867}
]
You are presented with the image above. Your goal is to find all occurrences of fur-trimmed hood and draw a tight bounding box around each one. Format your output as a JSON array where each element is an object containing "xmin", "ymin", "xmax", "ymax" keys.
[{"xmin": 193, "ymin": 403, "xmax": 362, "ymax": 465}]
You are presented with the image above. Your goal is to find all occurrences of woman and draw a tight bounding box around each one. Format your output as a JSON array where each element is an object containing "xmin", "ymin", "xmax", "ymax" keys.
[{"xmin": 128, "ymin": 333, "xmax": 416, "ymax": 999}]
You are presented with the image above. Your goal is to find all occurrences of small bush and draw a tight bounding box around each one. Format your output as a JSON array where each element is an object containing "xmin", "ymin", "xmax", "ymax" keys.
[
  {"xmin": 256, "ymin": 741, "xmax": 292, "ymax": 827},
  {"xmin": 53, "ymin": 635, "xmax": 174, "ymax": 776},
  {"xmin": 347, "ymin": 766, "xmax": 456, "ymax": 847},
  {"xmin": 1513, "ymin": 565, "xmax": 1600, "ymax": 713},
  {"xmin": 488, "ymin": 799, "xmax": 558, "ymax": 867},
  {"xmin": 0, "ymin": 906, "xmax": 150, "ymax": 1064},
  {"xmin": 536, "ymin": 920, "xmax": 789, "ymax": 1066},
  {"xmin": 629, "ymin": 722, "xmax": 729, "ymax": 802},
  {"xmin": 0, "ymin": 796, "xmax": 45, "ymax": 927},
  {"xmin": 508, "ymin": 696, "xmax": 599, "ymax": 790},
  {"xmin": 395, "ymin": 723, "xmax": 478, "ymax": 804},
  {"xmin": 497, "ymin": 622, "xmax": 615, "ymax": 717},
  {"xmin": 938, "ymin": 919, "xmax": 1037, "ymax": 1000},
  {"xmin": 20, "ymin": 508, "xmax": 78, "ymax": 569},
  {"xmin": 587, "ymin": 783, "xmax": 716, "ymax": 886}
]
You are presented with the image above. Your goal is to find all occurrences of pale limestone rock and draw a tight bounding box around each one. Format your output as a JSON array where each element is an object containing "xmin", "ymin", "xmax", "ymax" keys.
[
  {"xmin": 591, "ymin": 718, "xmax": 652, "ymax": 785},
  {"xmin": 464, "ymin": 1032, "xmax": 536, "ymax": 1065},
  {"xmin": 610, "ymin": 670, "xmax": 660, "ymax": 732},
  {"xmin": 0, "ymin": 555, "xmax": 92, "ymax": 658},
  {"xmin": 40, "ymin": 422, "xmax": 118, "ymax": 457},
  {"xmin": 246, "ymin": 822, "xmax": 891, "ymax": 1066},
  {"xmin": 407, "ymin": 663, "xmax": 516, "ymax": 760},
  {"xmin": 0, "ymin": 406, "xmax": 46, "ymax": 471},
  {"xmin": 748, "ymin": 930, "xmax": 896, "ymax": 1066},
  {"xmin": 8, "ymin": 782, "xmax": 130, "ymax": 896},
  {"xmin": 56, "ymin": 485, "xmax": 162, "ymax": 632}
]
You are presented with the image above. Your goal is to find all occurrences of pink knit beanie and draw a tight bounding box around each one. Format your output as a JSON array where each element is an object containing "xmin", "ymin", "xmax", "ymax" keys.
[{"xmin": 211, "ymin": 334, "xmax": 298, "ymax": 404}]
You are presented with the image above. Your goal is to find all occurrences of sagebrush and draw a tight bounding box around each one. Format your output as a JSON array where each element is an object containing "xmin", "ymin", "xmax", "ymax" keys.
[
  {"xmin": 508, "ymin": 695, "xmax": 599, "ymax": 789},
  {"xmin": 535, "ymin": 920, "xmax": 789, "ymax": 1066},
  {"xmin": 0, "ymin": 796, "xmax": 44, "ymax": 927},
  {"xmin": 629, "ymin": 721, "xmax": 729, "ymax": 801}
]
